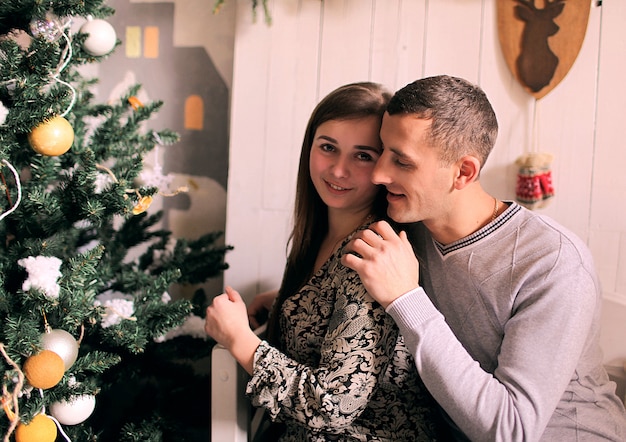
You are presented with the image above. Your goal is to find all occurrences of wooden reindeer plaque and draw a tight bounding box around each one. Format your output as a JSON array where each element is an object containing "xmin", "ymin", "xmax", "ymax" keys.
[{"xmin": 497, "ymin": 0, "xmax": 591, "ymax": 99}]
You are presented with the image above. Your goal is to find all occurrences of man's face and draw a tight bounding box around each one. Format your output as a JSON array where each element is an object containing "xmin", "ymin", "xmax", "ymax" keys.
[{"xmin": 373, "ymin": 113, "xmax": 455, "ymax": 224}]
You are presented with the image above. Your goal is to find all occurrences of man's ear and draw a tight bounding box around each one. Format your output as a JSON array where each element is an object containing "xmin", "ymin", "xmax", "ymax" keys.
[{"xmin": 454, "ymin": 155, "xmax": 481, "ymax": 189}]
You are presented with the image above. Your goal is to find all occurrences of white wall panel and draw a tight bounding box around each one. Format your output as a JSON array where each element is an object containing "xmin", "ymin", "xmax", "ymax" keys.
[
  {"xmin": 423, "ymin": 0, "xmax": 483, "ymax": 81},
  {"xmin": 592, "ymin": 0, "xmax": 626, "ymax": 309},
  {"xmin": 318, "ymin": 0, "xmax": 375, "ymax": 95},
  {"xmin": 224, "ymin": 1, "xmax": 274, "ymax": 294},
  {"xmin": 369, "ymin": 0, "xmax": 426, "ymax": 90},
  {"xmin": 261, "ymin": 0, "xmax": 320, "ymax": 212}
]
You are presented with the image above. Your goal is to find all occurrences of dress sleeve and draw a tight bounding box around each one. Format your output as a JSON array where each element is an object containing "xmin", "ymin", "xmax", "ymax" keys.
[{"xmin": 246, "ymin": 269, "xmax": 398, "ymax": 432}]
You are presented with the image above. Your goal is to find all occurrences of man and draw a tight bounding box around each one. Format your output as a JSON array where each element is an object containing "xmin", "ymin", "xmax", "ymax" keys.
[{"xmin": 341, "ymin": 75, "xmax": 626, "ymax": 441}]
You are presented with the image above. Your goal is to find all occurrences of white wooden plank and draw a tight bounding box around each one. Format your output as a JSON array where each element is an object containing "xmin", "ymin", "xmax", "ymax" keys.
[
  {"xmin": 589, "ymin": 229, "xmax": 620, "ymax": 295},
  {"xmin": 258, "ymin": 209, "xmax": 292, "ymax": 294},
  {"xmin": 262, "ymin": 0, "xmax": 321, "ymax": 212},
  {"xmin": 392, "ymin": 0, "xmax": 428, "ymax": 89},
  {"xmin": 369, "ymin": 0, "xmax": 427, "ymax": 91},
  {"xmin": 318, "ymin": 0, "xmax": 375, "ymax": 95},
  {"xmin": 223, "ymin": 0, "xmax": 275, "ymax": 297},
  {"xmin": 617, "ymin": 234, "xmax": 626, "ymax": 300},
  {"xmin": 592, "ymin": 0, "xmax": 626, "ymax": 231},
  {"xmin": 592, "ymin": 0, "xmax": 626, "ymax": 307},
  {"xmin": 211, "ymin": 344, "xmax": 248, "ymax": 442},
  {"xmin": 599, "ymin": 299, "xmax": 626, "ymax": 365},
  {"xmin": 256, "ymin": 0, "xmax": 323, "ymax": 299},
  {"xmin": 423, "ymin": 0, "xmax": 483, "ymax": 81}
]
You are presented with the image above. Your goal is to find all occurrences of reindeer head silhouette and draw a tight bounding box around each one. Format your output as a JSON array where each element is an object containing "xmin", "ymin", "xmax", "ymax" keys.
[{"xmin": 514, "ymin": 0, "xmax": 566, "ymax": 93}]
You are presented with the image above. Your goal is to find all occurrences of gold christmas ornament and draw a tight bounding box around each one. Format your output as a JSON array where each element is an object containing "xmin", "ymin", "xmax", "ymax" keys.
[
  {"xmin": 41, "ymin": 328, "xmax": 79, "ymax": 371},
  {"xmin": 132, "ymin": 195, "xmax": 153, "ymax": 215},
  {"xmin": 15, "ymin": 413, "xmax": 57, "ymax": 442},
  {"xmin": 27, "ymin": 116, "xmax": 74, "ymax": 156},
  {"xmin": 128, "ymin": 96, "xmax": 144, "ymax": 110},
  {"xmin": 23, "ymin": 350, "xmax": 65, "ymax": 389}
]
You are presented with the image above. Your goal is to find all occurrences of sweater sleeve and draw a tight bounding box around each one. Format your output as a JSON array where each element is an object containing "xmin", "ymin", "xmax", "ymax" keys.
[
  {"xmin": 388, "ymin": 263, "xmax": 598, "ymax": 442},
  {"xmin": 246, "ymin": 278, "xmax": 398, "ymax": 433}
]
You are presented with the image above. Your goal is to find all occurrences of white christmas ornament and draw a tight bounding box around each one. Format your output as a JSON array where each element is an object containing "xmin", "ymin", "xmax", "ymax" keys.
[
  {"xmin": 41, "ymin": 328, "xmax": 79, "ymax": 370},
  {"xmin": 49, "ymin": 394, "xmax": 96, "ymax": 425},
  {"xmin": 0, "ymin": 101, "xmax": 8, "ymax": 125},
  {"xmin": 80, "ymin": 18, "xmax": 117, "ymax": 56}
]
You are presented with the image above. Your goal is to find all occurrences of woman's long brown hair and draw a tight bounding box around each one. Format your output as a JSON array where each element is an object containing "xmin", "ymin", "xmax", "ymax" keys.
[{"xmin": 266, "ymin": 82, "xmax": 392, "ymax": 347}]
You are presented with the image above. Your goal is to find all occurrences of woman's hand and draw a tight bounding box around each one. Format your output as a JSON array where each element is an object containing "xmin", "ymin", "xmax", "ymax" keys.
[
  {"xmin": 205, "ymin": 286, "xmax": 261, "ymax": 374},
  {"xmin": 247, "ymin": 289, "xmax": 278, "ymax": 329}
]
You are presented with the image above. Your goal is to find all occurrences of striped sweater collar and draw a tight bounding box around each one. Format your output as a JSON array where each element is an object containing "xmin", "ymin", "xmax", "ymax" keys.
[{"xmin": 434, "ymin": 202, "xmax": 521, "ymax": 256}]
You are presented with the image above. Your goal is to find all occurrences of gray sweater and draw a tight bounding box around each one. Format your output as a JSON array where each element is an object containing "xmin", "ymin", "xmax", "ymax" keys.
[{"xmin": 389, "ymin": 202, "xmax": 626, "ymax": 441}]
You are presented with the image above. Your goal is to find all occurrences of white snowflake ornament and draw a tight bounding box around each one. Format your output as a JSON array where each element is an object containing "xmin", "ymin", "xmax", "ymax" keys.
[
  {"xmin": 94, "ymin": 291, "xmax": 135, "ymax": 328},
  {"xmin": 18, "ymin": 255, "xmax": 63, "ymax": 299}
]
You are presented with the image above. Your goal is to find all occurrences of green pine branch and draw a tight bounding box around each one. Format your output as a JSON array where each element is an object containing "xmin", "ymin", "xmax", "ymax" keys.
[{"xmin": 0, "ymin": 1, "xmax": 231, "ymax": 438}]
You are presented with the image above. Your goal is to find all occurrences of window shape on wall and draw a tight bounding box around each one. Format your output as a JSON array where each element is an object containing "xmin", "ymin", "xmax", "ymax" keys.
[
  {"xmin": 124, "ymin": 26, "xmax": 159, "ymax": 59},
  {"xmin": 126, "ymin": 26, "xmax": 141, "ymax": 58},
  {"xmin": 144, "ymin": 26, "xmax": 159, "ymax": 59},
  {"xmin": 185, "ymin": 95, "xmax": 204, "ymax": 130}
]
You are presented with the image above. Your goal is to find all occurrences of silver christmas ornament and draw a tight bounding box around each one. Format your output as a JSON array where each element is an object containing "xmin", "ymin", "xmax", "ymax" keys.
[
  {"xmin": 29, "ymin": 11, "xmax": 64, "ymax": 42},
  {"xmin": 41, "ymin": 328, "xmax": 79, "ymax": 370}
]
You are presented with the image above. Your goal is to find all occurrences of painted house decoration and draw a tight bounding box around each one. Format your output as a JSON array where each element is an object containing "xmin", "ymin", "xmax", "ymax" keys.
[{"xmin": 97, "ymin": 0, "xmax": 231, "ymax": 296}]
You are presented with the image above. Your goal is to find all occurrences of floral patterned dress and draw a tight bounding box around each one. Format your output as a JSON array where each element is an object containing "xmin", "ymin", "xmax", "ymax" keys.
[{"xmin": 246, "ymin": 230, "xmax": 444, "ymax": 441}]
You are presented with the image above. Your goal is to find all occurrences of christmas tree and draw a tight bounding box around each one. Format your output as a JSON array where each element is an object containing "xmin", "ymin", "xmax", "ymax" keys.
[{"xmin": 0, "ymin": 1, "xmax": 230, "ymax": 440}]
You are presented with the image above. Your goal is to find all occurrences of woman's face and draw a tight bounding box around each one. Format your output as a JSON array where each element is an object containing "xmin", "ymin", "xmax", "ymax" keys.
[{"xmin": 309, "ymin": 117, "xmax": 382, "ymax": 214}]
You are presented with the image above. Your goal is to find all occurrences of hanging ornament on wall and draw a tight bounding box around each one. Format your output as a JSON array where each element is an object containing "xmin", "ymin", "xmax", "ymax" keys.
[
  {"xmin": 41, "ymin": 328, "xmax": 79, "ymax": 371},
  {"xmin": 27, "ymin": 116, "xmax": 74, "ymax": 156},
  {"xmin": 515, "ymin": 152, "xmax": 555, "ymax": 209},
  {"xmin": 49, "ymin": 394, "xmax": 96, "ymax": 425},
  {"xmin": 23, "ymin": 350, "xmax": 65, "ymax": 390},
  {"xmin": 29, "ymin": 11, "xmax": 64, "ymax": 42},
  {"xmin": 496, "ymin": 0, "xmax": 591, "ymax": 99},
  {"xmin": 513, "ymin": 101, "xmax": 556, "ymax": 210},
  {"xmin": 79, "ymin": 17, "xmax": 117, "ymax": 56},
  {"xmin": 14, "ymin": 413, "xmax": 57, "ymax": 442},
  {"xmin": 497, "ymin": 1, "xmax": 583, "ymax": 208}
]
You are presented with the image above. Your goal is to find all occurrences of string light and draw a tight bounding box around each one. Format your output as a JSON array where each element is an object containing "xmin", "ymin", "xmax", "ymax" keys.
[
  {"xmin": 53, "ymin": 26, "xmax": 76, "ymax": 117},
  {"xmin": 0, "ymin": 159, "xmax": 22, "ymax": 222}
]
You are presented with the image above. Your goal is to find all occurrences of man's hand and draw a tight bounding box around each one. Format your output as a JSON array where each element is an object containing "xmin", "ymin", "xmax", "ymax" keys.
[{"xmin": 341, "ymin": 220, "xmax": 420, "ymax": 308}]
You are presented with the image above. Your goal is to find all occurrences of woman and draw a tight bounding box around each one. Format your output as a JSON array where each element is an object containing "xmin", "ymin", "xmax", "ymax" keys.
[{"xmin": 205, "ymin": 82, "xmax": 444, "ymax": 441}]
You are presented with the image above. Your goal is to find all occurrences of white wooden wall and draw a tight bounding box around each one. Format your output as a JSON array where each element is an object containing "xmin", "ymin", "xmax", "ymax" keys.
[{"xmin": 224, "ymin": 0, "xmax": 626, "ymax": 365}]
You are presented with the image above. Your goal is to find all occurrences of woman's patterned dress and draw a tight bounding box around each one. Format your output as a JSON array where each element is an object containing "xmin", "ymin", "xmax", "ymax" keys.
[{"xmin": 246, "ymin": 230, "xmax": 444, "ymax": 441}]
